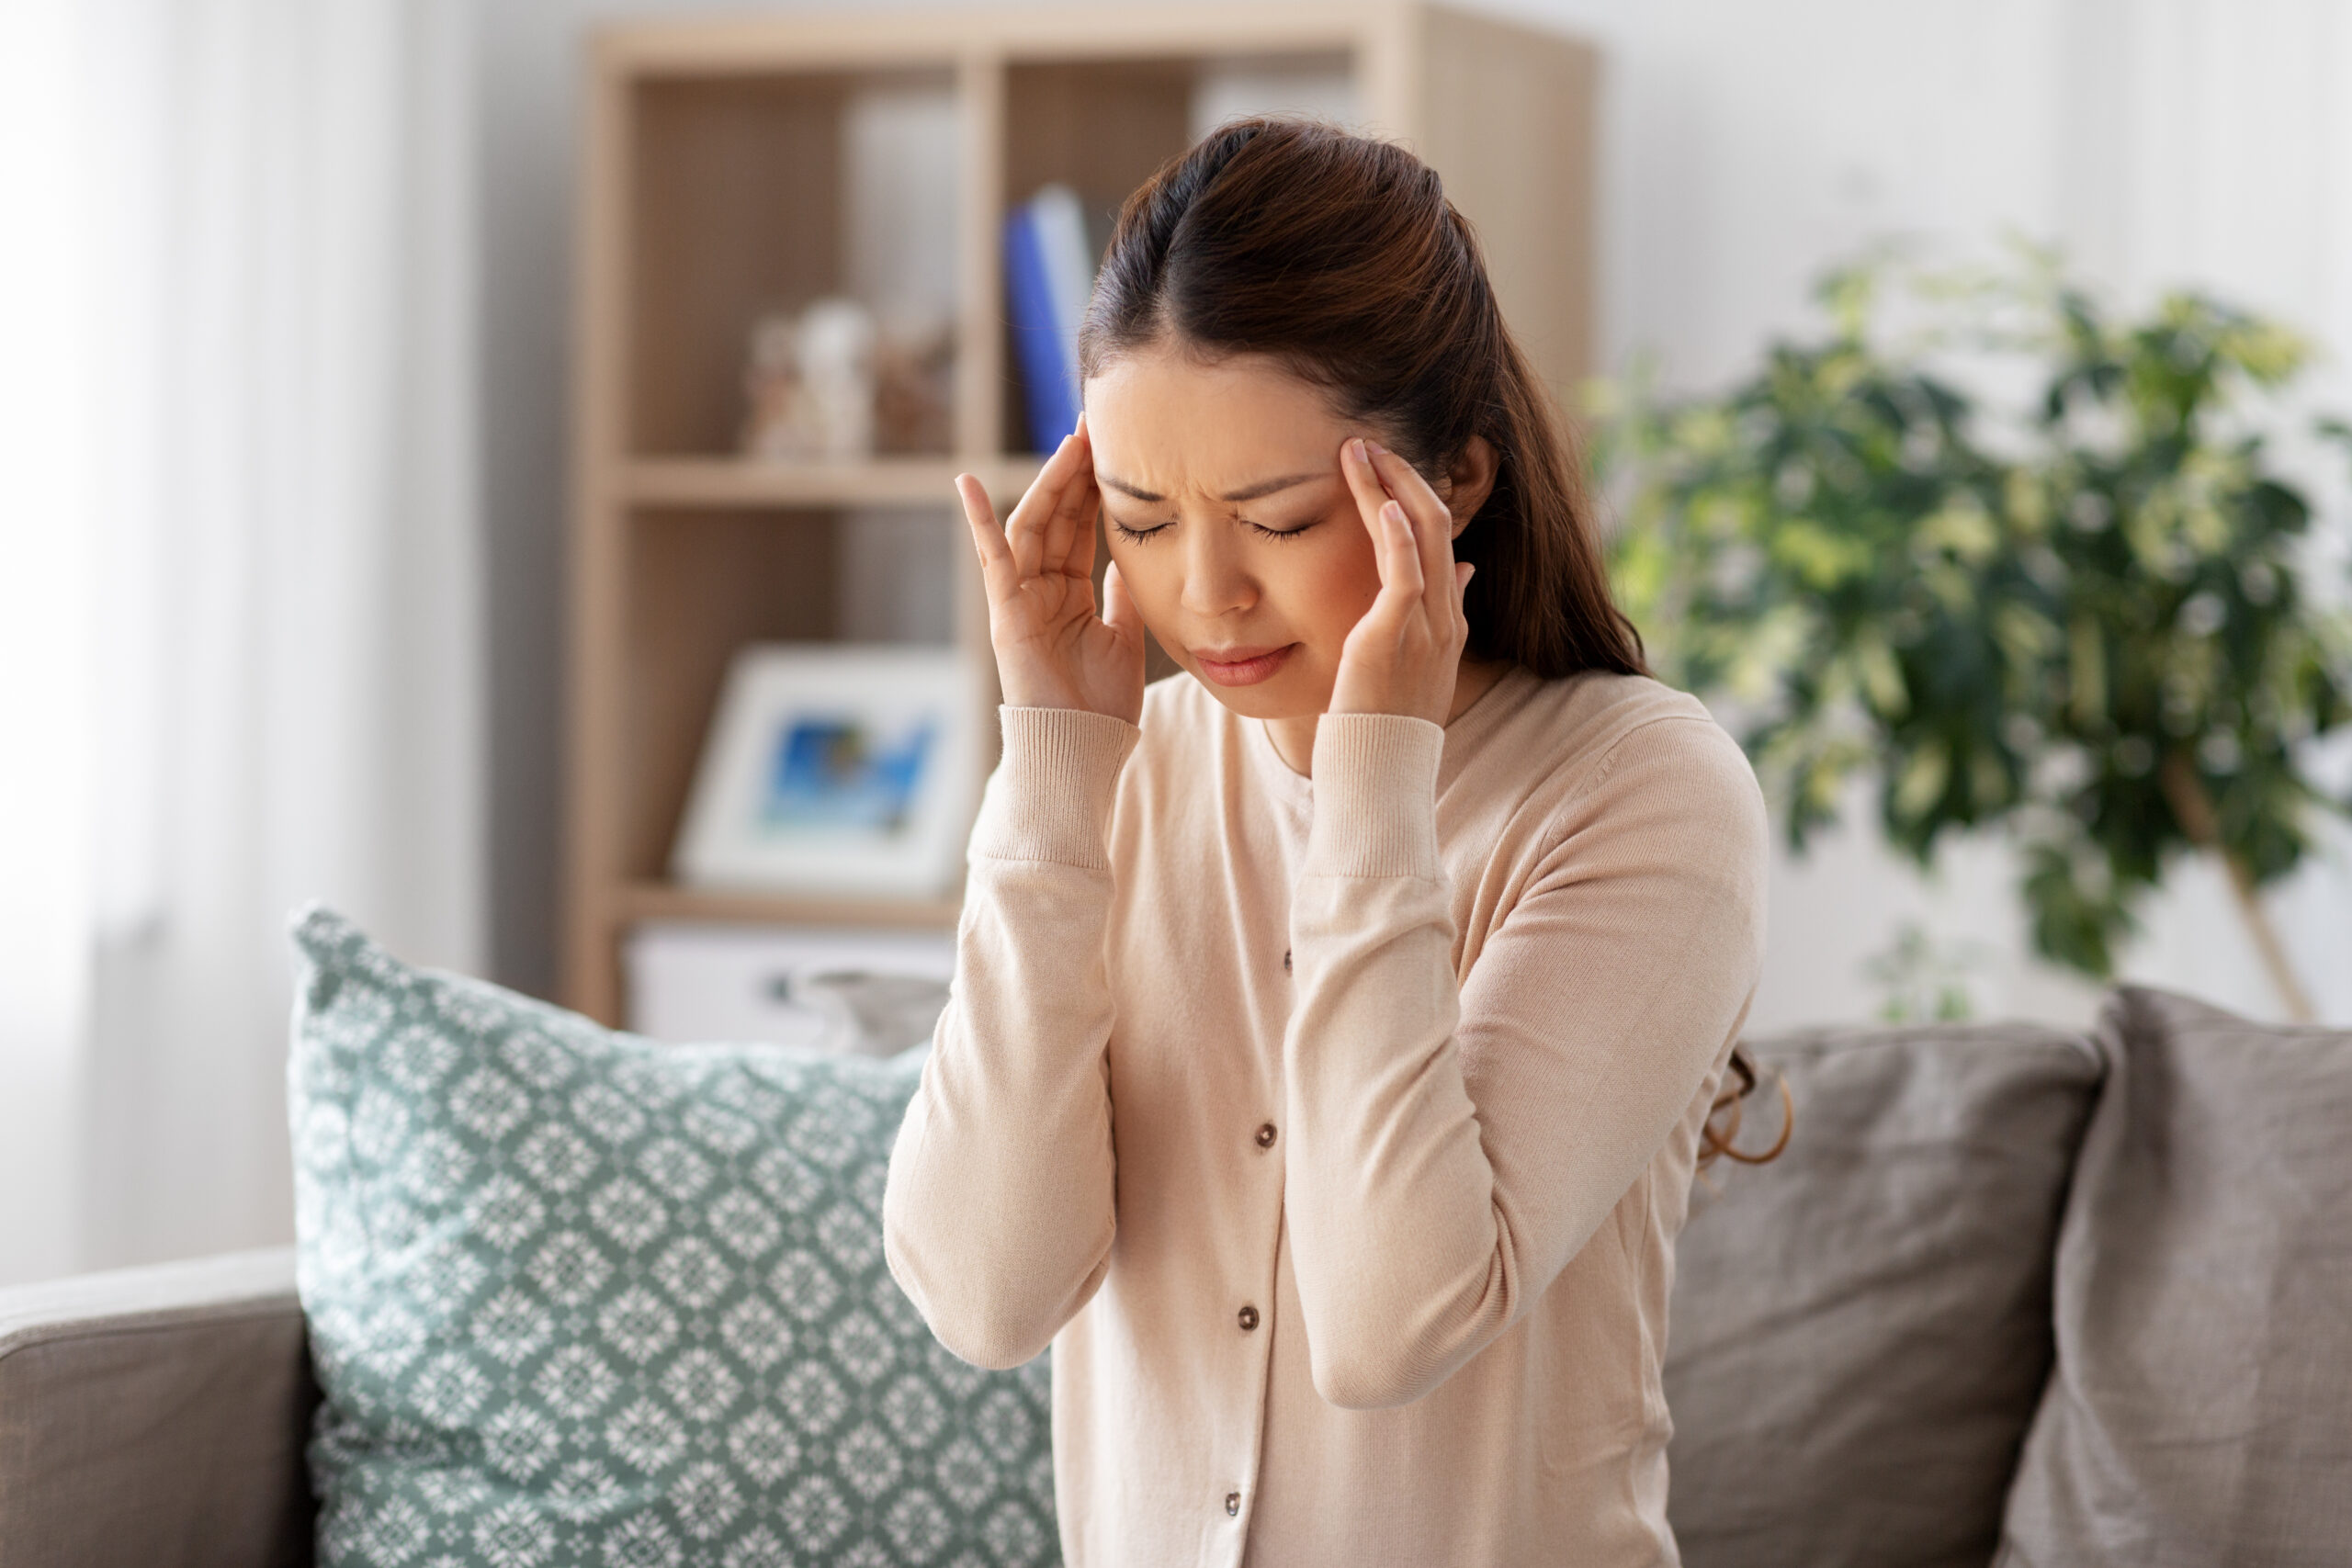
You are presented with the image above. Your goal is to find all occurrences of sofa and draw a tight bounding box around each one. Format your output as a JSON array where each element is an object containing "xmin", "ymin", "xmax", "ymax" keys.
[{"xmin": 3, "ymin": 979, "xmax": 2346, "ymax": 1567}]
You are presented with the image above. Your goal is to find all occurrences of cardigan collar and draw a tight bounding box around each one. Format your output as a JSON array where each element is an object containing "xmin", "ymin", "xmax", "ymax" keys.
[{"xmin": 1239, "ymin": 660, "xmax": 1537, "ymax": 809}]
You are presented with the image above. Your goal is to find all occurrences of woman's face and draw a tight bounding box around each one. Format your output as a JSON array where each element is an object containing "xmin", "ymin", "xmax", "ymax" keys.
[{"xmin": 1084, "ymin": 344, "xmax": 1453, "ymax": 720}]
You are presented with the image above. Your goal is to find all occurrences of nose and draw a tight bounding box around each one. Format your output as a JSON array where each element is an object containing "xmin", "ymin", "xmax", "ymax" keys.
[{"xmin": 1176, "ymin": 516, "xmax": 1257, "ymax": 620}]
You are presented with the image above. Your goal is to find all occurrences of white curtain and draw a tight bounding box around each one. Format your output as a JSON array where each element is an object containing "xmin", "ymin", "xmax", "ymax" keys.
[{"xmin": 0, "ymin": 0, "xmax": 484, "ymax": 1286}]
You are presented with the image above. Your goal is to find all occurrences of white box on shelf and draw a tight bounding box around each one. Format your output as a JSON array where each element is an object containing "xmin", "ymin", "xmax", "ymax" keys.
[{"xmin": 625, "ymin": 920, "xmax": 956, "ymax": 1056}]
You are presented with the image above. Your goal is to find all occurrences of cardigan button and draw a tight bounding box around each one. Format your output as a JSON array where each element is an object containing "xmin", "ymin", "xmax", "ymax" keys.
[
  {"xmin": 1238, "ymin": 1304, "xmax": 1260, "ymax": 1332},
  {"xmin": 1254, "ymin": 1123, "xmax": 1277, "ymax": 1149},
  {"xmin": 1225, "ymin": 1491, "xmax": 1241, "ymax": 1517}
]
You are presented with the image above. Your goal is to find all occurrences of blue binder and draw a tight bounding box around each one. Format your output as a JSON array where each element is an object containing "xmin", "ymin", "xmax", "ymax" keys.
[{"xmin": 1004, "ymin": 185, "xmax": 1093, "ymax": 452}]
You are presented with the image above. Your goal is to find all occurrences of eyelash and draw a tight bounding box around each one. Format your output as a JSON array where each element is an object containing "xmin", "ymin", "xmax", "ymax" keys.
[{"xmin": 1110, "ymin": 520, "xmax": 1314, "ymax": 544}]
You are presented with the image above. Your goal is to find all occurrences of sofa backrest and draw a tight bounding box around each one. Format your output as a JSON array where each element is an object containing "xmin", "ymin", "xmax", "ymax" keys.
[
  {"xmin": 1669, "ymin": 987, "xmax": 2352, "ymax": 1568},
  {"xmin": 10, "ymin": 984, "xmax": 2345, "ymax": 1568},
  {"xmin": 1663, "ymin": 1019, "xmax": 2104, "ymax": 1568},
  {"xmin": 1996, "ymin": 986, "xmax": 2352, "ymax": 1565},
  {"xmin": 0, "ymin": 1247, "xmax": 314, "ymax": 1568}
]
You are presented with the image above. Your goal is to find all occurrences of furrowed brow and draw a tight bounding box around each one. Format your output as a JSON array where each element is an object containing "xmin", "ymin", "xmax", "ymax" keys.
[
  {"xmin": 1098, "ymin": 474, "xmax": 1163, "ymax": 502},
  {"xmin": 1096, "ymin": 472, "xmax": 1322, "ymax": 503},
  {"xmin": 1218, "ymin": 473, "xmax": 1320, "ymax": 502}
]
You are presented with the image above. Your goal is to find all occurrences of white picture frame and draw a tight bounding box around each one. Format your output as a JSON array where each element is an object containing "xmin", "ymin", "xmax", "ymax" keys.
[{"xmin": 671, "ymin": 642, "xmax": 983, "ymax": 898}]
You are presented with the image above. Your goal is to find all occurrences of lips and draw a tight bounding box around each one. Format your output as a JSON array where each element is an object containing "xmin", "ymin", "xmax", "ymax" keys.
[{"xmin": 1193, "ymin": 643, "xmax": 1296, "ymax": 688}]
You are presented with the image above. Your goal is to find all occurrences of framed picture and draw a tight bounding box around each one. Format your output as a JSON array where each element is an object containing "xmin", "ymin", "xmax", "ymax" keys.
[{"xmin": 671, "ymin": 642, "xmax": 984, "ymax": 898}]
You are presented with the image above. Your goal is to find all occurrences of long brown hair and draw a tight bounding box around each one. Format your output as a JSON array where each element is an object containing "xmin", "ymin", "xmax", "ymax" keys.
[
  {"xmin": 1080, "ymin": 116, "xmax": 1785, "ymax": 1164},
  {"xmin": 1079, "ymin": 116, "xmax": 1643, "ymax": 679}
]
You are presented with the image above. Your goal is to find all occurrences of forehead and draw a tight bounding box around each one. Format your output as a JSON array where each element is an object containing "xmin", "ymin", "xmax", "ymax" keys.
[{"xmin": 1082, "ymin": 348, "xmax": 1348, "ymax": 498}]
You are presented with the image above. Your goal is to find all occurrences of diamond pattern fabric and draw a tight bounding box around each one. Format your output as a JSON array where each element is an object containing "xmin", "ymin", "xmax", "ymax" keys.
[{"xmin": 286, "ymin": 904, "xmax": 1057, "ymax": 1567}]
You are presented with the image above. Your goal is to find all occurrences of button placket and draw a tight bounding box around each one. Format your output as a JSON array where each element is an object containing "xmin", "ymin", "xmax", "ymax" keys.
[{"xmin": 1238, "ymin": 950, "xmax": 1282, "ymax": 1548}]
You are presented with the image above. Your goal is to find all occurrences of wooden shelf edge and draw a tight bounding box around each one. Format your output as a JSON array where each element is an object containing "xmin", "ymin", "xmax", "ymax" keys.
[
  {"xmin": 616, "ymin": 880, "xmax": 966, "ymax": 931},
  {"xmin": 625, "ymin": 455, "xmax": 1044, "ymax": 508},
  {"xmin": 594, "ymin": 3, "xmax": 1388, "ymax": 75}
]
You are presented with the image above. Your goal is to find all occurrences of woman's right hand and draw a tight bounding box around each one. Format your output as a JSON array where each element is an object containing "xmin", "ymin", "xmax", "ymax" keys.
[{"xmin": 956, "ymin": 412, "xmax": 1146, "ymax": 725}]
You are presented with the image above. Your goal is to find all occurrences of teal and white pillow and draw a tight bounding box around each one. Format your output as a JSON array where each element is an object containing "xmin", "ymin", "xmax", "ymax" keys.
[{"xmin": 287, "ymin": 904, "xmax": 1057, "ymax": 1567}]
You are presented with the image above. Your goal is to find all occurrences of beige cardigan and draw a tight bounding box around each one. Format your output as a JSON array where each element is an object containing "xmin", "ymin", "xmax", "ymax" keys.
[{"xmin": 882, "ymin": 663, "xmax": 1770, "ymax": 1567}]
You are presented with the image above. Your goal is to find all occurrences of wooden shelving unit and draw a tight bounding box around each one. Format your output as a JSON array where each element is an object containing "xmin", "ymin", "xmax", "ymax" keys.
[{"xmin": 561, "ymin": 0, "xmax": 1598, "ymax": 1023}]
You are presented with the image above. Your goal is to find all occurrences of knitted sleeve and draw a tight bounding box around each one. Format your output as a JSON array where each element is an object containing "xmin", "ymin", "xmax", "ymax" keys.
[
  {"xmin": 880, "ymin": 703, "xmax": 1140, "ymax": 1370},
  {"xmin": 1280, "ymin": 710, "xmax": 1769, "ymax": 1407}
]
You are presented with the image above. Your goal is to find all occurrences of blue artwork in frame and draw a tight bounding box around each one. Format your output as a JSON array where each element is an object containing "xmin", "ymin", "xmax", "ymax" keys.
[
  {"xmin": 673, "ymin": 643, "xmax": 981, "ymax": 897},
  {"xmin": 759, "ymin": 713, "xmax": 939, "ymax": 836}
]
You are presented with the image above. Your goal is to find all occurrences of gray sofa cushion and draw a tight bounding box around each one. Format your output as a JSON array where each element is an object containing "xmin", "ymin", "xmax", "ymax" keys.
[
  {"xmin": 0, "ymin": 1247, "xmax": 315, "ymax": 1568},
  {"xmin": 1996, "ymin": 987, "xmax": 2352, "ymax": 1565},
  {"xmin": 1665, "ymin": 1020, "xmax": 2105, "ymax": 1568}
]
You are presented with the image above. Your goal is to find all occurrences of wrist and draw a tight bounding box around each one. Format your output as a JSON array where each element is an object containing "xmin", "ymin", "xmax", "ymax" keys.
[
  {"xmin": 1304, "ymin": 713, "xmax": 1444, "ymax": 881},
  {"xmin": 969, "ymin": 704, "xmax": 1141, "ymax": 869}
]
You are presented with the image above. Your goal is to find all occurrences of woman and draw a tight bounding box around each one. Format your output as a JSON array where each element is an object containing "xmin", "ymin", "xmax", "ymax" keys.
[{"xmin": 883, "ymin": 118, "xmax": 1777, "ymax": 1566}]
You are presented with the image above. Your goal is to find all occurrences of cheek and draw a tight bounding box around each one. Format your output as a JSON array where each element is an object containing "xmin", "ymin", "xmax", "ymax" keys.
[
  {"xmin": 1294, "ymin": 520, "xmax": 1383, "ymax": 630},
  {"xmin": 1104, "ymin": 537, "xmax": 1168, "ymax": 605}
]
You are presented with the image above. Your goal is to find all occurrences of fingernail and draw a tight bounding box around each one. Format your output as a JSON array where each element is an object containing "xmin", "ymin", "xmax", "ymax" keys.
[
  {"xmin": 1383, "ymin": 501, "xmax": 1405, "ymax": 524},
  {"xmin": 1366, "ymin": 438, "xmax": 1385, "ymax": 457},
  {"xmin": 1350, "ymin": 437, "xmax": 1368, "ymax": 464}
]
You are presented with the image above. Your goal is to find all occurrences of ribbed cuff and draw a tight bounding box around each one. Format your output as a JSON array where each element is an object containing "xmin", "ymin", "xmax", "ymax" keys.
[
  {"xmin": 1304, "ymin": 713, "xmax": 1445, "ymax": 880},
  {"xmin": 968, "ymin": 705, "xmax": 1143, "ymax": 869}
]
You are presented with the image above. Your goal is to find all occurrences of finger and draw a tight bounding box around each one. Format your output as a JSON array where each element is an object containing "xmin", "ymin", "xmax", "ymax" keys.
[
  {"xmin": 1069, "ymin": 412, "xmax": 1106, "ymax": 581},
  {"xmin": 1005, "ymin": 430, "xmax": 1090, "ymax": 579},
  {"xmin": 1366, "ymin": 443, "xmax": 1458, "ymax": 619},
  {"xmin": 1063, "ymin": 467, "xmax": 1102, "ymax": 581},
  {"xmin": 1008, "ymin": 434, "xmax": 1083, "ymax": 579},
  {"xmin": 1037, "ymin": 417, "xmax": 1089, "ymax": 573},
  {"xmin": 1102, "ymin": 555, "xmax": 1140, "ymax": 646},
  {"xmin": 1365, "ymin": 439, "xmax": 1450, "ymax": 530},
  {"xmin": 1376, "ymin": 498, "xmax": 1427, "ymax": 604},
  {"xmin": 956, "ymin": 473, "xmax": 1016, "ymax": 600},
  {"xmin": 1342, "ymin": 435, "xmax": 1424, "ymax": 616},
  {"xmin": 1339, "ymin": 435, "xmax": 1395, "ymax": 541},
  {"xmin": 1045, "ymin": 431, "xmax": 1102, "ymax": 581}
]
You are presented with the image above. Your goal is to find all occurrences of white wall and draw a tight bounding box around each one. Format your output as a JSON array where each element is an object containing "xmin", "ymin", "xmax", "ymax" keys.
[
  {"xmin": 1500, "ymin": 0, "xmax": 2352, "ymax": 1030},
  {"xmin": 478, "ymin": 0, "xmax": 2352, "ymax": 1032}
]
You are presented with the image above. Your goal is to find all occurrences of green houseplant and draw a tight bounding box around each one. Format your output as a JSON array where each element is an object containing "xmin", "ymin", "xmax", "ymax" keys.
[{"xmin": 1595, "ymin": 248, "xmax": 2352, "ymax": 1019}]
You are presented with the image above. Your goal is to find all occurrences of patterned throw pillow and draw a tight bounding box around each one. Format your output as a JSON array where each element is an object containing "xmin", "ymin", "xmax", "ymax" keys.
[{"xmin": 286, "ymin": 904, "xmax": 1057, "ymax": 1567}]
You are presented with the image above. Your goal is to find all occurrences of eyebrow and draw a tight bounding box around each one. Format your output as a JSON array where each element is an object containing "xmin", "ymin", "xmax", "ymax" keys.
[{"xmin": 1097, "ymin": 472, "xmax": 1323, "ymax": 503}]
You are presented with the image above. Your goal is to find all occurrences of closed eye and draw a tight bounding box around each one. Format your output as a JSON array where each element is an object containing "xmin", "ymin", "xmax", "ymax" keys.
[{"xmin": 1108, "ymin": 518, "xmax": 1316, "ymax": 543}]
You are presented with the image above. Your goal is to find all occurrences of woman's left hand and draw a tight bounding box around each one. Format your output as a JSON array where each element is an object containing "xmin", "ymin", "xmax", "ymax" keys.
[{"xmin": 1329, "ymin": 435, "xmax": 1476, "ymax": 725}]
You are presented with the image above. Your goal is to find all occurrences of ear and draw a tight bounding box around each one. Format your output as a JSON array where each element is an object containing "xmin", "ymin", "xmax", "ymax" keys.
[{"xmin": 1442, "ymin": 434, "xmax": 1498, "ymax": 539}]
